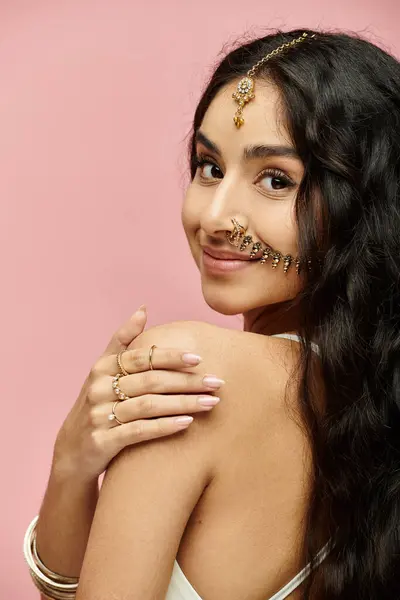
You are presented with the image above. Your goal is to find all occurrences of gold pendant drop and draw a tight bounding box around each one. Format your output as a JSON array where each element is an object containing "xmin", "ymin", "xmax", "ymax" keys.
[
  {"xmin": 249, "ymin": 242, "xmax": 262, "ymax": 258},
  {"xmin": 239, "ymin": 235, "xmax": 253, "ymax": 252},
  {"xmin": 271, "ymin": 252, "xmax": 282, "ymax": 269},
  {"xmin": 260, "ymin": 246, "xmax": 272, "ymax": 265},
  {"xmin": 282, "ymin": 255, "xmax": 293, "ymax": 273},
  {"xmin": 232, "ymin": 77, "xmax": 255, "ymax": 128}
]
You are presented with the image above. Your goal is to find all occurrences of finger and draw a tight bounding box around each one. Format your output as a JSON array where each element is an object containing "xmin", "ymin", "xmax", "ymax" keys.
[
  {"xmin": 87, "ymin": 371, "xmax": 225, "ymax": 404},
  {"xmin": 97, "ymin": 346, "xmax": 203, "ymax": 376},
  {"xmin": 102, "ymin": 305, "xmax": 147, "ymax": 357},
  {"xmin": 104, "ymin": 393, "xmax": 220, "ymax": 423},
  {"xmin": 121, "ymin": 370, "xmax": 225, "ymax": 397},
  {"xmin": 110, "ymin": 416, "xmax": 194, "ymax": 451}
]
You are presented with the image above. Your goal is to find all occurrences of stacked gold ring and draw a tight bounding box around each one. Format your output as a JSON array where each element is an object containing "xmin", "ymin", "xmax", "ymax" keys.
[
  {"xmin": 108, "ymin": 372, "xmax": 127, "ymax": 426},
  {"xmin": 107, "ymin": 350, "xmax": 129, "ymax": 426},
  {"xmin": 108, "ymin": 345, "xmax": 158, "ymax": 426}
]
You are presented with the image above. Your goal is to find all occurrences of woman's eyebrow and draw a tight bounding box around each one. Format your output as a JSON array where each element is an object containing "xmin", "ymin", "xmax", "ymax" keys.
[
  {"xmin": 195, "ymin": 131, "xmax": 221, "ymax": 156},
  {"xmin": 195, "ymin": 130, "xmax": 300, "ymax": 161},
  {"xmin": 244, "ymin": 144, "xmax": 300, "ymax": 161}
]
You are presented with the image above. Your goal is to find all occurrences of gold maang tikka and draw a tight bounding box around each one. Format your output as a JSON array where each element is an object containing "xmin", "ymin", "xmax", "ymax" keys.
[
  {"xmin": 232, "ymin": 32, "xmax": 315, "ymax": 128},
  {"xmin": 228, "ymin": 34, "xmax": 318, "ymax": 272}
]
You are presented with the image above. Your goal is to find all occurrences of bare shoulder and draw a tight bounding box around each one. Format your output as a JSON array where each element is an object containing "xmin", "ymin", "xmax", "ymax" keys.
[
  {"xmin": 141, "ymin": 319, "xmax": 301, "ymax": 375},
  {"xmin": 131, "ymin": 319, "xmax": 317, "ymax": 502},
  {"xmin": 136, "ymin": 320, "xmax": 304, "ymax": 425},
  {"xmin": 141, "ymin": 318, "xmax": 299, "ymax": 352}
]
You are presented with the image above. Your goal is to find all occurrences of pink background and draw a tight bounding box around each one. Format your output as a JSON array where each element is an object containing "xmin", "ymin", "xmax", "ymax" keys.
[{"xmin": 1, "ymin": 1, "xmax": 398, "ymax": 597}]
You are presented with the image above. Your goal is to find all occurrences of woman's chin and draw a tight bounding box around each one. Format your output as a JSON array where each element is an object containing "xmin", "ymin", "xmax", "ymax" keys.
[
  {"xmin": 205, "ymin": 299, "xmax": 243, "ymax": 315},
  {"xmin": 201, "ymin": 285, "xmax": 251, "ymax": 316}
]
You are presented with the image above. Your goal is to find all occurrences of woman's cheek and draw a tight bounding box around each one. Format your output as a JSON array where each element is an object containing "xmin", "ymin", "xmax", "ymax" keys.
[{"xmin": 181, "ymin": 186, "xmax": 201, "ymax": 235}]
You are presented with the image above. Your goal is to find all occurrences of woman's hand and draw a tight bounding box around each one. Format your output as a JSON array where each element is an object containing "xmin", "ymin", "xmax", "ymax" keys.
[{"xmin": 52, "ymin": 307, "xmax": 221, "ymax": 482}]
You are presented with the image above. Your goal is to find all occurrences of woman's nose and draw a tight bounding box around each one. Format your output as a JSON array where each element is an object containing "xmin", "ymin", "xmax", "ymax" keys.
[
  {"xmin": 200, "ymin": 214, "xmax": 249, "ymax": 239},
  {"xmin": 199, "ymin": 178, "xmax": 249, "ymax": 237}
]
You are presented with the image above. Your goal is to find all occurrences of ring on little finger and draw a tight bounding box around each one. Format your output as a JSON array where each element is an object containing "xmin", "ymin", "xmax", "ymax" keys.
[{"xmin": 108, "ymin": 400, "xmax": 124, "ymax": 426}]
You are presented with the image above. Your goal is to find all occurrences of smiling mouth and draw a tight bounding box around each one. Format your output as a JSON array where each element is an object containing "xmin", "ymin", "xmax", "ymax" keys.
[
  {"xmin": 202, "ymin": 247, "xmax": 258, "ymax": 261},
  {"xmin": 201, "ymin": 249, "xmax": 261, "ymax": 273}
]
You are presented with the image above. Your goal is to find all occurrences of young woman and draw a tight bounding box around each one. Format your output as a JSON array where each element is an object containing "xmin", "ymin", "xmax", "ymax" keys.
[{"xmin": 24, "ymin": 27, "xmax": 400, "ymax": 599}]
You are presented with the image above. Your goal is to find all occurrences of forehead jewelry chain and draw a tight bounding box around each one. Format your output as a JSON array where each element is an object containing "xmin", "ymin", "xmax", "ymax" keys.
[{"xmin": 233, "ymin": 32, "xmax": 315, "ymax": 128}]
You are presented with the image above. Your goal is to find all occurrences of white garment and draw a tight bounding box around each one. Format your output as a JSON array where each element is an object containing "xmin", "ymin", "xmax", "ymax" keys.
[
  {"xmin": 165, "ymin": 333, "xmax": 329, "ymax": 600},
  {"xmin": 166, "ymin": 542, "xmax": 330, "ymax": 600}
]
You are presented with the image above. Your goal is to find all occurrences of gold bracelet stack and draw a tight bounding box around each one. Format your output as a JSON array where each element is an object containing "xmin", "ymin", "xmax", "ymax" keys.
[{"xmin": 23, "ymin": 515, "xmax": 79, "ymax": 599}]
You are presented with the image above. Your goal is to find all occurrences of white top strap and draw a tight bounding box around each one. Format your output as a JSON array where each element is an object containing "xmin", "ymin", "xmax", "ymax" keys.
[
  {"xmin": 270, "ymin": 333, "xmax": 320, "ymax": 357},
  {"xmin": 267, "ymin": 539, "xmax": 331, "ymax": 599},
  {"xmin": 168, "ymin": 540, "xmax": 332, "ymax": 600}
]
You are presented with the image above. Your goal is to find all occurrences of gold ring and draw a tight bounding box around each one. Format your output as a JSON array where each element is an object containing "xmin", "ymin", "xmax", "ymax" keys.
[
  {"xmin": 232, "ymin": 218, "xmax": 247, "ymax": 235},
  {"xmin": 111, "ymin": 401, "xmax": 124, "ymax": 426},
  {"xmin": 149, "ymin": 344, "xmax": 157, "ymax": 371},
  {"xmin": 117, "ymin": 350, "xmax": 129, "ymax": 376},
  {"xmin": 112, "ymin": 373, "xmax": 128, "ymax": 401}
]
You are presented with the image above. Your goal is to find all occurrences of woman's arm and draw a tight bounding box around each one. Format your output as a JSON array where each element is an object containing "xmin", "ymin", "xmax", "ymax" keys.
[
  {"xmin": 35, "ymin": 468, "xmax": 99, "ymax": 582},
  {"xmin": 32, "ymin": 310, "xmax": 221, "ymax": 594},
  {"xmin": 33, "ymin": 310, "xmax": 148, "ymax": 583},
  {"xmin": 75, "ymin": 322, "xmax": 223, "ymax": 600}
]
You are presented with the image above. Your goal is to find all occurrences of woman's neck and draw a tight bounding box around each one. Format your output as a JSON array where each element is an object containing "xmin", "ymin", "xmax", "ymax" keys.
[{"xmin": 243, "ymin": 301, "xmax": 303, "ymax": 336}]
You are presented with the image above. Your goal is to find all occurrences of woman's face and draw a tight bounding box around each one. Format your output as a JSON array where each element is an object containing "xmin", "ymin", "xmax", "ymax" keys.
[{"xmin": 182, "ymin": 80, "xmax": 306, "ymax": 317}]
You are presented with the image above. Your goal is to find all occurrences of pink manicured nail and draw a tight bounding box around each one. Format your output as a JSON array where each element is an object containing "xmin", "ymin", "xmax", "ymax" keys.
[
  {"xmin": 134, "ymin": 305, "xmax": 146, "ymax": 319},
  {"xmin": 182, "ymin": 353, "xmax": 202, "ymax": 365},
  {"xmin": 202, "ymin": 375, "xmax": 225, "ymax": 389},
  {"xmin": 175, "ymin": 416, "xmax": 194, "ymax": 427},
  {"xmin": 198, "ymin": 396, "xmax": 220, "ymax": 407}
]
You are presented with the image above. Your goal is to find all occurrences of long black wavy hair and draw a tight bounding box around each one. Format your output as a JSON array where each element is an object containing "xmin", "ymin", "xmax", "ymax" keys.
[{"xmin": 188, "ymin": 27, "xmax": 400, "ymax": 599}]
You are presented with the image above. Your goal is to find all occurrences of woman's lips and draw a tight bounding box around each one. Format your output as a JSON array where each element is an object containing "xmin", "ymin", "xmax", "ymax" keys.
[{"xmin": 202, "ymin": 249, "xmax": 258, "ymax": 273}]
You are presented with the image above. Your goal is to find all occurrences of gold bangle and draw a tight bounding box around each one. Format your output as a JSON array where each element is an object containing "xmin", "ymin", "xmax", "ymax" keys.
[
  {"xmin": 32, "ymin": 536, "xmax": 78, "ymax": 584},
  {"xmin": 23, "ymin": 516, "xmax": 78, "ymax": 597},
  {"xmin": 30, "ymin": 570, "xmax": 76, "ymax": 599}
]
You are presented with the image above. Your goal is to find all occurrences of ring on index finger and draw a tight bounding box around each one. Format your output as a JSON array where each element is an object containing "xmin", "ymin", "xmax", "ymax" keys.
[{"xmin": 149, "ymin": 345, "xmax": 157, "ymax": 371}]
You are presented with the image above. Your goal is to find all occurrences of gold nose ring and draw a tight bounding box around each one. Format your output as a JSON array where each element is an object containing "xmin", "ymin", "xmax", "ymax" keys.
[{"xmin": 226, "ymin": 218, "xmax": 247, "ymax": 246}]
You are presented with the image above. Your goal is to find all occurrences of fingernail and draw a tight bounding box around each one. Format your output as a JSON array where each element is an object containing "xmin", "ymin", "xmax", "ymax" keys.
[
  {"xmin": 198, "ymin": 396, "xmax": 220, "ymax": 407},
  {"xmin": 175, "ymin": 416, "xmax": 194, "ymax": 427},
  {"xmin": 133, "ymin": 305, "xmax": 146, "ymax": 319},
  {"xmin": 182, "ymin": 353, "xmax": 202, "ymax": 365},
  {"xmin": 203, "ymin": 375, "xmax": 225, "ymax": 389}
]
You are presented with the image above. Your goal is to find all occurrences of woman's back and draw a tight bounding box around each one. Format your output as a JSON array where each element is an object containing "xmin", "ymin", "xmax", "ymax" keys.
[{"xmin": 163, "ymin": 323, "xmax": 327, "ymax": 600}]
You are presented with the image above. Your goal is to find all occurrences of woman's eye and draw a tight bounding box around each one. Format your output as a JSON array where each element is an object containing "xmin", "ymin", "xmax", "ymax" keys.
[
  {"xmin": 196, "ymin": 159, "xmax": 223, "ymax": 181},
  {"xmin": 257, "ymin": 169, "xmax": 295, "ymax": 192}
]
